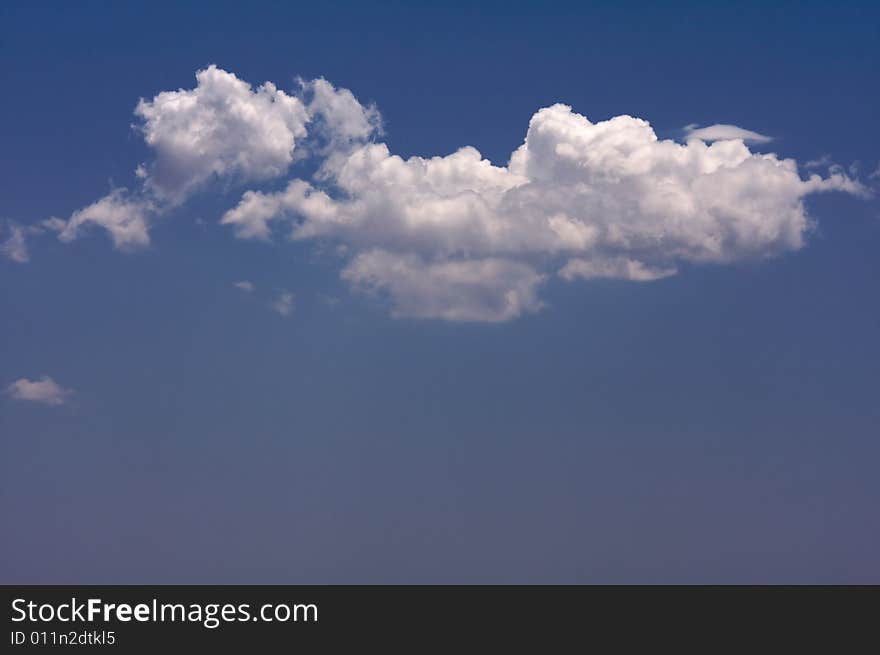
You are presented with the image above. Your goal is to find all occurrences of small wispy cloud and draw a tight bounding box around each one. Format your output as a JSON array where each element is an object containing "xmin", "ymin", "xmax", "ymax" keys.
[
  {"xmin": 6, "ymin": 376, "xmax": 74, "ymax": 406},
  {"xmin": 2, "ymin": 218, "xmax": 86, "ymax": 264},
  {"xmin": 1, "ymin": 223, "xmax": 29, "ymax": 263},
  {"xmin": 805, "ymin": 154, "xmax": 833, "ymax": 170},
  {"xmin": 272, "ymin": 290, "xmax": 294, "ymax": 317},
  {"xmin": 234, "ymin": 280, "xmax": 255, "ymax": 292},
  {"xmin": 683, "ymin": 123, "xmax": 773, "ymax": 144}
]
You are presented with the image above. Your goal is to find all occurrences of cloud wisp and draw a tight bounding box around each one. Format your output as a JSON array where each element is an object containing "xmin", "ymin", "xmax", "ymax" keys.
[
  {"xmin": 17, "ymin": 66, "xmax": 870, "ymax": 322},
  {"xmin": 1, "ymin": 223, "xmax": 30, "ymax": 263},
  {"xmin": 6, "ymin": 376, "xmax": 73, "ymax": 406},
  {"xmin": 272, "ymin": 290, "xmax": 294, "ymax": 317},
  {"xmin": 683, "ymin": 123, "xmax": 773, "ymax": 144}
]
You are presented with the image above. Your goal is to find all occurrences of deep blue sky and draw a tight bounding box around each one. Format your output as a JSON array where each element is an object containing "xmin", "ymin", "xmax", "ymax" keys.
[{"xmin": 1, "ymin": 1, "xmax": 879, "ymax": 582}]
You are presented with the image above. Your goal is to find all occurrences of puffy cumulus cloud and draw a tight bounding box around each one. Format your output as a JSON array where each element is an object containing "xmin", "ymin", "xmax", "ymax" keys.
[
  {"xmin": 220, "ymin": 180, "xmax": 312, "ymax": 240},
  {"xmin": 233, "ymin": 280, "xmax": 255, "ymax": 292},
  {"xmin": 6, "ymin": 376, "xmax": 73, "ymax": 406},
  {"xmin": 301, "ymin": 78, "xmax": 381, "ymax": 156},
  {"xmin": 49, "ymin": 67, "xmax": 372, "ymax": 250},
  {"xmin": 221, "ymin": 146, "xmax": 522, "ymax": 246},
  {"xmin": 135, "ymin": 65, "xmax": 309, "ymax": 203},
  {"xmin": 342, "ymin": 250, "xmax": 545, "ymax": 322},
  {"xmin": 683, "ymin": 123, "xmax": 773, "ymax": 144},
  {"xmin": 58, "ymin": 190, "xmax": 153, "ymax": 250},
  {"xmin": 224, "ymin": 102, "xmax": 862, "ymax": 321},
  {"xmin": 29, "ymin": 67, "xmax": 867, "ymax": 322}
]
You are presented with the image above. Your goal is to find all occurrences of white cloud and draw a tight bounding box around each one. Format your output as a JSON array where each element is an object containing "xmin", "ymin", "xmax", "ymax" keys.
[
  {"xmin": 28, "ymin": 67, "xmax": 868, "ymax": 322},
  {"xmin": 342, "ymin": 250, "xmax": 545, "ymax": 322},
  {"xmin": 234, "ymin": 280, "xmax": 255, "ymax": 292},
  {"xmin": 559, "ymin": 257, "xmax": 676, "ymax": 282},
  {"xmin": 6, "ymin": 376, "xmax": 73, "ymax": 406},
  {"xmin": 52, "ymin": 67, "xmax": 379, "ymax": 250},
  {"xmin": 1, "ymin": 223, "xmax": 30, "ymax": 263},
  {"xmin": 135, "ymin": 65, "xmax": 309, "ymax": 203},
  {"xmin": 272, "ymin": 290, "xmax": 294, "ymax": 316},
  {"xmin": 683, "ymin": 123, "xmax": 773, "ymax": 144},
  {"xmin": 52, "ymin": 66, "xmax": 310, "ymax": 249},
  {"xmin": 302, "ymin": 78, "xmax": 381, "ymax": 152},
  {"xmin": 220, "ymin": 181, "xmax": 313, "ymax": 240},
  {"xmin": 805, "ymin": 154, "xmax": 833, "ymax": 170},
  {"xmin": 805, "ymin": 157, "xmax": 870, "ymax": 183},
  {"xmin": 225, "ymin": 102, "xmax": 862, "ymax": 320},
  {"xmin": 3, "ymin": 219, "xmax": 87, "ymax": 263},
  {"xmin": 59, "ymin": 190, "xmax": 153, "ymax": 249}
]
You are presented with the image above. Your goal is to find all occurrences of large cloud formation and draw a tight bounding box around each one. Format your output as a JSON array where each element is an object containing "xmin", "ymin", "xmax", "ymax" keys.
[
  {"xmin": 43, "ymin": 66, "xmax": 867, "ymax": 322},
  {"xmin": 223, "ymin": 103, "xmax": 862, "ymax": 320}
]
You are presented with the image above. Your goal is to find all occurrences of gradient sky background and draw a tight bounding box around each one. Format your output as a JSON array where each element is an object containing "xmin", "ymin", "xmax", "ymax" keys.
[{"xmin": 2, "ymin": 0, "xmax": 879, "ymax": 583}]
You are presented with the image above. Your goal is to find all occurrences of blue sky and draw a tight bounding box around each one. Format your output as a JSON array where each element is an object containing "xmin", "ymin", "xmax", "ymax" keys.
[{"xmin": 1, "ymin": 1, "xmax": 878, "ymax": 582}]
